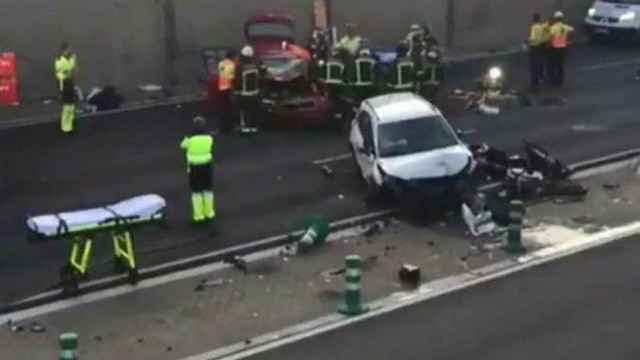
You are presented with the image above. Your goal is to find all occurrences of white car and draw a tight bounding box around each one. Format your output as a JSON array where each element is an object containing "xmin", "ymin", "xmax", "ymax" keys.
[
  {"xmin": 585, "ymin": 0, "xmax": 640, "ymax": 41},
  {"xmin": 349, "ymin": 92, "xmax": 475, "ymax": 201}
]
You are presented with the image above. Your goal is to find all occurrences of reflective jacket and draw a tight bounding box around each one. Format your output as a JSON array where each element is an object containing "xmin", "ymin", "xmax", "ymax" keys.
[
  {"xmin": 55, "ymin": 55, "xmax": 77, "ymax": 91},
  {"xmin": 181, "ymin": 134, "xmax": 214, "ymax": 165},
  {"xmin": 549, "ymin": 22, "xmax": 574, "ymax": 48},
  {"xmin": 388, "ymin": 57, "xmax": 415, "ymax": 91},
  {"xmin": 318, "ymin": 58, "xmax": 345, "ymax": 85},
  {"xmin": 218, "ymin": 59, "xmax": 236, "ymax": 91},
  {"xmin": 350, "ymin": 56, "xmax": 376, "ymax": 86},
  {"xmin": 234, "ymin": 62, "xmax": 260, "ymax": 97}
]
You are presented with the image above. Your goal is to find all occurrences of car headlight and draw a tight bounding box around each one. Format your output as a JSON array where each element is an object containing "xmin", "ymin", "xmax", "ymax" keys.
[
  {"xmin": 620, "ymin": 11, "xmax": 636, "ymax": 22},
  {"xmin": 588, "ymin": 8, "xmax": 596, "ymax": 17}
]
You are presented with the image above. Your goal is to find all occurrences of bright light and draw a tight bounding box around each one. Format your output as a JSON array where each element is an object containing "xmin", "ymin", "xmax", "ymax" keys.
[
  {"xmin": 488, "ymin": 67, "xmax": 503, "ymax": 81},
  {"xmin": 281, "ymin": 41, "xmax": 288, "ymax": 50},
  {"xmin": 588, "ymin": 8, "xmax": 596, "ymax": 17},
  {"xmin": 620, "ymin": 11, "xmax": 636, "ymax": 22}
]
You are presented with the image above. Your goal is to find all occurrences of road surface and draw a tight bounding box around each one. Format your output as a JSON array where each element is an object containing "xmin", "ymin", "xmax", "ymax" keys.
[
  {"xmin": 1, "ymin": 43, "xmax": 639, "ymax": 304},
  {"xmin": 248, "ymin": 234, "xmax": 640, "ymax": 360}
]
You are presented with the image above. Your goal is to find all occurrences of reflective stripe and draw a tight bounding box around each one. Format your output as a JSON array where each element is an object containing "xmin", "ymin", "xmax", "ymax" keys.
[
  {"xmin": 346, "ymin": 268, "xmax": 361, "ymax": 277},
  {"xmin": 550, "ymin": 23, "xmax": 573, "ymax": 48},
  {"xmin": 325, "ymin": 61, "xmax": 344, "ymax": 84},
  {"xmin": 390, "ymin": 61, "xmax": 414, "ymax": 90},
  {"xmin": 300, "ymin": 229, "xmax": 318, "ymax": 245},
  {"xmin": 354, "ymin": 58, "xmax": 375, "ymax": 86},
  {"xmin": 241, "ymin": 68, "xmax": 259, "ymax": 96},
  {"xmin": 424, "ymin": 65, "xmax": 440, "ymax": 85},
  {"xmin": 346, "ymin": 282, "xmax": 361, "ymax": 291}
]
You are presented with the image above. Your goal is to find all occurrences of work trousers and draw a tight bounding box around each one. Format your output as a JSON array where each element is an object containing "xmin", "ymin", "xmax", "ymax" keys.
[
  {"xmin": 60, "ymin": 78, "xmax": 76, "ymax": 133},
  {"xmin": 529, "ymin": 45, "xmax": 545, "ymax": 91},
  {"xmin": 188, "ymin": 163, "xmax": 215, "ymax": 222},
  {"xmin": 219, "ymin": 89, "xmax": 233, "ymax": 133},
  {"xmin": 548, "ymin": 47, "xmax": 566, "ymax": 87},
  {"xmin": 236, "ymin": 95, "xmax": 260, "ymax": 129}
]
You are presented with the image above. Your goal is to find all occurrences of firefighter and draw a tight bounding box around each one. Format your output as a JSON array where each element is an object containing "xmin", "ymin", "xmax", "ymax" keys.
[
  {"xmin": 336, "ymin": 23, "xmax": 362, "ymax": 58},
  {"xmin": 308, "ymin": 27, "xmax": 330, "ymax": 62},
  {"xmin": 548, "ymin": 11, "xmax": 574, "ymax": 87},
  {"xmin": 318, "ymin": 48, "xmax": 347, "ymax": 106},
  {"xmin": 406, "ymin": 24, "xmax": 425, "ymax": 59},
  {"xmin": 350, "ymin": 48, "xmax": 377, "ymax": 103},
  {"xmin": 180, "ymin": 116, "xmax": 215, "ymax": 224},
  {"xmin": 387, "ymin": 42, "xmax": 415, "ymax": 93},
  {"xmin": 528, "ymin": 13, "xmax": 547, "ymax": 92},
  {"xmin": 218, "ymin": 49, "xmax": 236, "ymax": 133},
  {"xmin": 234, "ymin": 45, "xmax": 261, "ymax": 133},
  {"xmin": 418, "ymin": 48, "xmax": 444, "ymax": 102},
  {"xmin": 55, "ymin": 42, "xmax": 78, "ymax": 133}
]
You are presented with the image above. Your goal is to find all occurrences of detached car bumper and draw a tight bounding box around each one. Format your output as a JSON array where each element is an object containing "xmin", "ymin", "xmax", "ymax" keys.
[{"xmin": 383, "ymin": 171, "xmax": 470, "ymax": 201}]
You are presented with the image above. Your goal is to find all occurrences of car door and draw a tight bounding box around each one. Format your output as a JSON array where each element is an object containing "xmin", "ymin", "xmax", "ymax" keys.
[{"xmin": 353, "ymin": 110, "xmax": 376, "ymax": 183}]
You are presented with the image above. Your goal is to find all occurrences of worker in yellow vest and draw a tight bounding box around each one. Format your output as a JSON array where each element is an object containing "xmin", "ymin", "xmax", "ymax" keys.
[
  {"xmin": 180, "ymin": 116, "xmax": 215, "ymax": 223},
  {"xmin": 548, "ymin": 11, "xmax": 574, "ymax": 87},
  {"xmin": 528, "ymin": 13, "xmax": 548, "ymax": 92},
  {"xmin": 54, "ymin": 42, "xmax": 78, "ymax": 133},
  {"xmin": 218, "ymin": 49, "xmax": 236, "ymax": 133}
]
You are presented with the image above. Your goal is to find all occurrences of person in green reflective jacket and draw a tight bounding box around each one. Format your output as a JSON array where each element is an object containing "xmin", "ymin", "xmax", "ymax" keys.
[
  {"xmin": 55, "ymin": 42, "xmax": 78, "ymax": 133},
  {"xmin": 180, "ymin": 116, "xmax": 215, "ymax": 223}
]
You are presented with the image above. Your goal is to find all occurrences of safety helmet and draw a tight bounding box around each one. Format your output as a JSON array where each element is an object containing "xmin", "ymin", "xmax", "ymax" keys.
[
  {"xmin": 410, "ymin": 24, "xmax": 422, "ymax": 31},
  {"xmin": 553, "ymin": 11, "xmax": 564, "ymax": 19},
  {"xmin": 427, "ymin": 50, "xmax": 439, "ymax": 60},
  {"xmin": 193, "ymin": 116, "xmax": 207, "ymax": 129},
  {"xmin": 241, "ymin": 45, "xmax": 254, "ymax": 58},
  {"xmin": 359, "ymin": 48, "xmax": 371, "ymax": 57}
]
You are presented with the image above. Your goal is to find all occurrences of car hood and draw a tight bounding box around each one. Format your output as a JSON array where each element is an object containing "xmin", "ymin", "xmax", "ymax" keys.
[
  {"xmin": 377, "ymin": 144, "xmax": 472, "ymax": 180},
  {"xmin": 593, "ymin": 1, "xmax": 639, "ymax": 17}
]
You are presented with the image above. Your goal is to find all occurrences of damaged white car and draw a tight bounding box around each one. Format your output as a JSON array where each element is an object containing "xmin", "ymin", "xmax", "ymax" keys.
[{"xmin": 349, "ymin": 92, "xmax": 475, "ymax": 202}]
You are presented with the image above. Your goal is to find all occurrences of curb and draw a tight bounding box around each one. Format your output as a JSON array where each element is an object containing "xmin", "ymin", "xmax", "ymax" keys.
[
  {"xmin": 0, "ymin": 92, "xmax": 207, "ymax": 130},
  {"xmin": 0, "ymin": 209, "xmax": 397, "ymax": 316}
]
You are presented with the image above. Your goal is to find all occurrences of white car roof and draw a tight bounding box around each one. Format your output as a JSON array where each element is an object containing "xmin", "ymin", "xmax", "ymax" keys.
[{"xmin": 365, "ymin": 92, "xmax": 439, "ymax": 124}]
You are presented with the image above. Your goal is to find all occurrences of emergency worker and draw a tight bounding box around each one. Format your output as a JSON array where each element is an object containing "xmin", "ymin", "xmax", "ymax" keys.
[
  {"xmin": 234, "ymin": 45, "xmax": 261, "ymax": 133},
  {"xmin": 350, "ymin": 48, "xmax": 377, "ymax": 102},
  {"xmin": 55, "ymin": 42, "xmax": 78, "ymax": 133},
  {"xmin": 180, "ymin": 116, "xmax": 215, "ymax": 223},
  {"xmin": 387, "ymin": 42, "xmax": 415, "ymax": 93},
  {"xmin": 218, "ymin": 49, "xmax": 236, "ymax": 133},
  {"xmin": 418, "ymin": 48, "xmax": 444, "ymax": 102},
  {"xmin": 528, "ymin": 13, "xmax": 548, "ymax": 91},
  {"xmin": 548, "ymin": 11, "xmax": 574, "ymax": 87}
]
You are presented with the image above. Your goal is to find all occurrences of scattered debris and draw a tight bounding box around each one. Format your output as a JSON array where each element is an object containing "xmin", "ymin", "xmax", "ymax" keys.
[
  {"xmin": 321, "ymin": 165, "xmax": 334, "ymax": 177},
  {"xmin": 363, "ymin": 222, "xmax": 383, "ymax": 237},
  {"xmin": 137, "ymin": 337, "xmax": 145, "ymax": 343},
  {"xmin": 257, "ymin": 274, "xmax": 264, "ymax": 280},
  {"xmin": 244, "ymin": 338, "xmax": 252, "ymax": 345},
  {"xmin": 427, "ymin": 240, "xmax": 436, "ymax": 247},
  {"xmin": 223, "ymin": 255, "xmax": 248, "ymax": 274},
  {"xmin": 194, "ymin": 278, "xmax": 229, "ymax": 291},
  {"xmin": 572, "ymin": 215, "xmax": 594, "ymax": 224},
  {"xmin": 282, "ymin": 256, "xmax": 289, "ymax": 262},
  {"xmin": 138, "ymin": 84, "xmax": 163, "ymax": 92},
  {"xmin": 167, "ymin": 346, "xmax": 173, "ymax": 352},
  {"xmin": 252, "ymin": 312, "xmax": 259, "ymax": 318},
  {"xmin": 93, "ymin": 335, "xmax": 103, "ymax": 342},
  {"xmin": 321, "ymin": 267, "xmax": 346, "ymax": 278},
  {"xmin": 383, "ymin": 245, "xmax": 397, "ymax": 256},
  {"xmin": 10, "ymin": 324, "xmax": 24, "ymax": 333},
  {"xmin": 30, "ymin": 322, "xmax": 46, "ymax": 333},
  {"xmin": 398, "ymin": 264, "xmax": 421, "ymax": 288},
  {"xmin": 276, "ymin": 176, "xmax": 283, "ymax": 181}
]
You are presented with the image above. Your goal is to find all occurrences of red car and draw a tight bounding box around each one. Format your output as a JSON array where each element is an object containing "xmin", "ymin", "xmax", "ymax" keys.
[{"xmin": 244, "ymin": 13, "xmax": 332, "ymax": 128}]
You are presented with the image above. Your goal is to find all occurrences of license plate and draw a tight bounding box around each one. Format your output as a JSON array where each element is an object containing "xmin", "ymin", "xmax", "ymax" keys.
[{"xmin": 594, "ymin": 28, "xmax": 611, "ymax": 34}]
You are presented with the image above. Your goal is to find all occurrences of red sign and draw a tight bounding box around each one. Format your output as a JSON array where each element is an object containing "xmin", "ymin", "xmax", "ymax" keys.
[{"xmin": 0, "ymin": 52, "xmax": 17, "ymax": 78}]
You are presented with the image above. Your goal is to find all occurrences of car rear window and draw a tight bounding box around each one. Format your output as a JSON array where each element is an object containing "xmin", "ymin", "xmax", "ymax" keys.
[{"xmin": 377, "ymin": 116, "xmax": 458, "ymax": 158}]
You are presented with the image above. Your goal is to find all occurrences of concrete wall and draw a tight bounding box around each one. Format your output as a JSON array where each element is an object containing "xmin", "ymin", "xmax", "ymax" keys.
[{"xmin": 1, "ymin": 0, "xmax": 593, "ymax": 102}]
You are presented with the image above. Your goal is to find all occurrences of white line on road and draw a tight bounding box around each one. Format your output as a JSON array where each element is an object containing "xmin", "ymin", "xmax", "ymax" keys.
[
  {"xmin": 312, "ymin": 153, "xmax": 352, "ymax": 165},
  {"xmin": 190, "ymin": 221, "xmax": 640, "ymax": 360},
  {"xmin": 0, "ymin": 210, "xmax": 395, "ymax": 324},
  {"xmin": 580, "ymin": 58, "xmax": 640, "ymax": 72}
]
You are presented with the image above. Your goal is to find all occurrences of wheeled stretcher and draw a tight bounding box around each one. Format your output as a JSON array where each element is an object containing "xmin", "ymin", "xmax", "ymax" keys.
[{"xmin": 26, "ymin": 194, "xmax": 167, "ymax": 292}]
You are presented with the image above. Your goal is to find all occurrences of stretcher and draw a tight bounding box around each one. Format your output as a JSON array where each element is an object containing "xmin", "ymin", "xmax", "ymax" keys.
[
  {"xmin": 26, "ymin": 194, "xmax": 167, "ymax": 292},
  {"xmin": 27, "ymin": 194, "xmax": 166, "ymax": 238}
]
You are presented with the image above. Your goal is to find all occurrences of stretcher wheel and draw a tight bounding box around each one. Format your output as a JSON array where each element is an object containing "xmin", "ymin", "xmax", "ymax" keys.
[
  {"xmin": 128, "ymin": 268, "xmax": 140, "ymax": 285},
  {"xmin": 60, "ymin": 265, "xmax": 80, "ymax": 294}
]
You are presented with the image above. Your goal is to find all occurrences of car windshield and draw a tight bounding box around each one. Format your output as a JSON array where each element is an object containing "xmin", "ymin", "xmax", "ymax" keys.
[
  {"xmin": 247, "ymin": 23, "xmax": 293, "ymax": 39},
  {"xmin": 377, "ymin": 116, "xmax": 458, "ymax": 158},
  {"xmin": 603, "ymin": 0, "xmax": 640, "ymax": 4}
]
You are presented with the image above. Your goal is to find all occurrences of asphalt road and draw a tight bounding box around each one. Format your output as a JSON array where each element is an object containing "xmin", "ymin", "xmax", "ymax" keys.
[
  {"xmin": 248, "ymin": 234, "xmax": 640, "ymax": 360},
  {"xmin": 1, "ymin": 43, "xmax": 640, "ymax": 304}
]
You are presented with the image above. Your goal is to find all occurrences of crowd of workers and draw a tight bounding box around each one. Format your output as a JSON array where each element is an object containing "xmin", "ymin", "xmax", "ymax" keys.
[
  {"xmin": 311, "ymin": 23, "xmax": 444, "ymax": 109},
  {"xmin": 528, "ymin": 11, "xmax": 575, "ymax": 92},
  {"xmin": 51, "ymin": 13, "xmax": 577, "ymax": 224}
]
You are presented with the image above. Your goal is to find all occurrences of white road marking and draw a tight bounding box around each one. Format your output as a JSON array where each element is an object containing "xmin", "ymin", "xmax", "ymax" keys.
[
  {"xmin": 580, "ymin": 58, "xmax": 640, "ymax": 72},
  {"xmin": 186, "ymin": 221, "xmax": 640, "ymax": 360},
  {"xmin": 0, "ymin": 210, "xmax": 395, "ymax": 324},
  {"xmin": 312, "ymin": 153, "xmax": 352, "ymax": 165}
]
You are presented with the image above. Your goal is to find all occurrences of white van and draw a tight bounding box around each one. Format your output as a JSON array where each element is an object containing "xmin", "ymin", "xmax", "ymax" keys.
[{"xmin": 585, "ymin": 0, "xmax": 640, "ymax": 41}]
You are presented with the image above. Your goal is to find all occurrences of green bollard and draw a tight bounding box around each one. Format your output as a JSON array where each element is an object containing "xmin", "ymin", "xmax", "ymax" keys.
[
  {"xmin": 298, "ymin": 217, "xmax": 330, "ymax": 252},
  {"xmin": 59, "ymin": 332, "xmax": 78, "ymax": 360},
  {"xmin": 504, "ymin": 200, "xmax": 527, "ymax": 254},
  {"xmin": 338, "ymin": 255, "xmax": 369, "ymax": 316}
]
